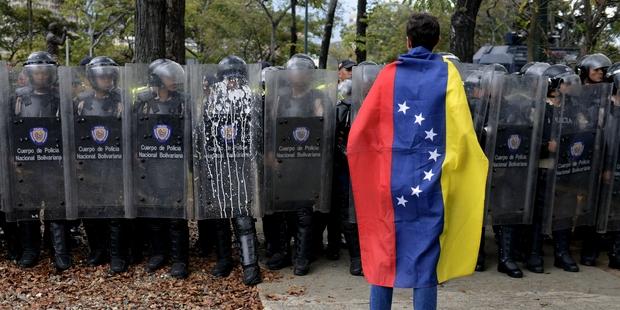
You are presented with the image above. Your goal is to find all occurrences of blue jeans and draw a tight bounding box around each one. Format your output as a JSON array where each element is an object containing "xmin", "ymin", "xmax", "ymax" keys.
[{"xmin": 369, "ymin": 285, "xmax": 437, "ymax": 310}]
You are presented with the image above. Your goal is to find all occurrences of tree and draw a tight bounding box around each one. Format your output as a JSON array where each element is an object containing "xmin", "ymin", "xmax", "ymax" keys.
[
  {"xmin": 354, "ymin": 0, "xmax": 367, "ymax": 62},
  {"xmin": 290, "ymin": 0, "xmax": 297, "ymax": 57},
  {"xmin": 318, "ymin": 0, "xmax": 337, "ymax": 69},
  {"xmin": 0, "ymin": 1, "xmax": 55, "ymax": 62},
  {"xmin": 450, "ymin": 0, "xmax": 483, "ymax": 62},
  {"xmin": 166, "ymin": 0, "xmax": 185, "ymax": 64},
  {"xmin": 134, "ymin": 0, "xmax": 166, "ymax": 63},
  {"xmin": 256, "ymin": 0, "xmax": 293, "ymax": 62}
]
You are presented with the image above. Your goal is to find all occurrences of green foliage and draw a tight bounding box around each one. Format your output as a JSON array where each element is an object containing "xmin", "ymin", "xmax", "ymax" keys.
[{"xmin": 0, "ymin": 1, "xmax": 57, "ymax": 62}]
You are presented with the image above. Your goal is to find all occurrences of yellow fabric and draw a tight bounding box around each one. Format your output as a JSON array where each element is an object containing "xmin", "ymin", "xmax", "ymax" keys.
[{"xmin": 437, "ymin": 60, "xmax": 488, "ymax": 283}]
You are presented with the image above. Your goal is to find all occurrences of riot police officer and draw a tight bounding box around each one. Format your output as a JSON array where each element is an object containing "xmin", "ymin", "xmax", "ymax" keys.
[
  {"xmin": 527, "ymin": 64, "xmax": 581, "ymax": 273},
  {"xmin": 74, "ymin": 56, "xmax": 133, "ymax": 273},
  {"xmin": 265, "ymin": 53, "xmax": 327, "ymax": 276},
  {"xmin": 200, "ymin": 56, "xmax": 262, "ymax": 286},
  {"xmin": 13, "ymin": 51, "xmax": 72, "ymax": 271},
  {"xmin": 605, "ymin": 62, "xmax": 620, "ymax": 269},
  {"xmin": 575, "ymin": 53, "xmax": 612, "ymax": 266},
  {"xmin": 134, "ymin": 59, "xmax": 189, "ymax": 279}
]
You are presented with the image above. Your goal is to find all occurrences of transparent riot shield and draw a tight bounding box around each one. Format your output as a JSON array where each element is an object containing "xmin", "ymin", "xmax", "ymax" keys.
[
  {"xmin": 0, "ymin": 63, "xmax": 9, "ymax": 215},
  {"xmin": 189, "ymin": 63, "xmax": 262, "ymax": 219},
  {"xmin": 59, "ymin": 66, "xmax": 127, "ymax": 219},
  {"xmin": 483, "ymin": 74, "xmax": 547, "ymax": 225},
  {"xmin": 351, "ymin": 65, "xmax": 383, "ymax": 122},
  {"xmin": 548, "ymin": 83, "xmax": 611, "ymax": 231},
  {"xmin": 264, "ymin": 69, "xmax": 337, "ymax": 214},
  {"xmin": 124, "ymin": 63, "xmax": 192, "ymax": 219},
  {"xmin": 596, "ymin": 97, "xmax": 620, "ymax": 233},
  {"xmin": 348, "ymin": 65, "xmax": 382, "ymax": 222},
  {"xmin": 0, "ymin": 63, "xmax": 67, "ymax": 221}
]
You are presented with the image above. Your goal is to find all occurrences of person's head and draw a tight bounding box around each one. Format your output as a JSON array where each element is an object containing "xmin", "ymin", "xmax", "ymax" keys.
[
  {"xmin": 576, "ymin": 53, "xmax": 612, "ymax": 84},
  {"xmin": 543, "ymin": 64, "xmax": 580, "ymax": 104},
  {"xmin": 286, "ymin": 54, "xmax": 315, "ymax": 90},
  {"xmin": 150, "ymin": 59, "xmax": 185, "ymax": 93},
  {"xmin": 23, "ymin": 51, "xmax": 57, "ymax": 90},
  {"xmin": 406, "ymin": 13, "xmax": 440, "ymax": 51},
  {"xmin": 338, "ymin": 60, "xmax": 356, "ymax": 81},
  {"xmin": 607, "ymin": 62, "xmax": 620, "ymax": 104},
  {"xmin": 520, "ymin": 62, "xmax": 550, "ymax": 77},
  {"xmin": 218, "ymin": 55, "xmax": 248, "ymax": 89},
  {"xmin": 86, "ymin": 56, "xmax": 119, "ymax": 93}
]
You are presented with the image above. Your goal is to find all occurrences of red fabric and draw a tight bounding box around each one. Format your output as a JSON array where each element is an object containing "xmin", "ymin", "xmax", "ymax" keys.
[{"xmin": 347, "ymin": 63, "xmax": 397, "ymax": 286}]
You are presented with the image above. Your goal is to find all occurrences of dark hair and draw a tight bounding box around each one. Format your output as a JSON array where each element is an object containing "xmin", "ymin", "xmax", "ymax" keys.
[{"xmin": 406, "ymin": 13, "xmax": 440, "ymax": 51}]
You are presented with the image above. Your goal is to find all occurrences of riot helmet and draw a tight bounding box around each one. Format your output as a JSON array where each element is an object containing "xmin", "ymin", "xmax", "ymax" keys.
[
  {"xmin": 520, "ymin": 62, "xmax": 550, "ymax": 77},
  {"xmin": 23, "ymin": 51, "xmax": 57, "ymax": 89},
  {"xmin": 576, "ymin": 53, "xmax": 612, "ymax": 84},
  {"xmin": 286, "ymin": 53, "xmax": 316, "ymax": 70},
  {"xmin": 147, "ymin": 58, "xmax": 170, "ymax": 86},
  {"xmin": 217, "ymin": 55, "xmax": 247, "ymax": 80},
  {"xmin": 86, "ymin": 56, "xmax": 119, "ymax": 92},
  {"xmin": 149, "ymin": 59, "xmax": 185, "ymax": 92},
  {"xmin": 358, "ymin": 61, "xmax": 378, "ymax": 66}
]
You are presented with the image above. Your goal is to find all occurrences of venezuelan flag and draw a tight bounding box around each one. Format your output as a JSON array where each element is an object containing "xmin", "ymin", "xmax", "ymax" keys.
[{"xmin": 347, "ymin": 47, "xmax": 488, "ymax": 288}]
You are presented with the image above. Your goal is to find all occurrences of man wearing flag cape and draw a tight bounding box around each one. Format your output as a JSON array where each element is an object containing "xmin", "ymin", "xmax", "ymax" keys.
[{"xmin": 347, "ymin": 13, "xmax": 488, "ymax": 309}]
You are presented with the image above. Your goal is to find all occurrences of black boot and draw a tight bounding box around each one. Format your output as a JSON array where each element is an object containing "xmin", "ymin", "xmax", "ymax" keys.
[
  {"xmin": 146, "ymin": 219, "xmax": 168, "ymax": 272},
  {"xmin": 344, "ymin": 223, "xmax": 363, "ymax": 276},
  {"xmin": 608, "ymin": 232, "xmax": 620, "ymax": 269},
  {"xmin": 18, "ymin": 221, "xmax": 41, "ymax": 268},
  {"xmin": 580, "ymin": 228, "xmax": 599, "ymax": 266},
  {"xmin": 211, "ymin": 219, "xmax": 234, "ymax": 277},
  {"xmin": 83, "ymin": 219, "xmax": 109, "ymax": 266},
  {"xmin": 496, "ymin": 225, "xmax": 523, "ymax": 278},
  {"xmin": 169, "ymin": 220, "xmax": 189, "ymax": 279},
  {"xmin": 50, "ymin": 221, "xmax": 72, "ymax": 271},
  {"xmin": 109, "ymin": 219, "xmax": 128, "ymax": 274},
  {"xmin": 129, "ymin": 219, "xmax": 145, "ymax": 264},
  {"xmin": 476, "ymin": 228, "xmax": 486, "ymax": 272},
  {"xmin": 311, "ymin": 211, "xmax": 327, "ymax": 261},
  {"xmin": 262, "ymin": 214, "xmax": 279, "ymax": 258},
  {"xmin": 234, "ymin": 216, "xmax": 261, "ymax": 285},
  {"xmin": 197, "ymin": 219, "xmax": 215, "ymax": 258},
  {"xmin": 265, "ymin": 213, "xmax": 292, "ymax": 270},
  {"xmin": 2, "ymin": 217, "xmax": 21, "ymax": 261},
  {"xmin": 553, "ymin": 229, "xmax": 579, "ymax": 272},
  {"xmin": 294, "ymin": 207, "xmax": 312, "ymax": 276},
  {"xmin": 526, "ymin": 223, "xmax": 544, "ymax": 273}
]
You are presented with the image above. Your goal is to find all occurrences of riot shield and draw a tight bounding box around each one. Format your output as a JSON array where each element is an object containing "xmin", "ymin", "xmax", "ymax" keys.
[
  {"xmin": 483, "ymin": 74, "xmax": 547, "ymax": 225},
  {"xmin": 461, "ymin": 65, "xmax": 500, "ymax": 140},
  {"xmin": 59, "ymin": 66, "xmax": 128, "ymax": 219},
  {"xmin": 264, "ymin": 69, "xmax": 337, "ymax": 214},
  {"xmin": 351, "ymin": 65, "xmax": 382, "ymax": 122},
  {"xmin": 189, "ymin": 63, "xmax": 263, "ymax": 219},
  {"xmin": 549, "ymin": 83, "xmax": 611, "ymax": 231},
  {"xmin": 596, "ymin": 97, "xmax": 620, "ymax": 233},
  {"xmin": 0, "ymin": 63, "xmax": 67, "ymax": 220},
  {"xmin": 124, "ymin": 63, "xmax": 192, "ymax": 219}
]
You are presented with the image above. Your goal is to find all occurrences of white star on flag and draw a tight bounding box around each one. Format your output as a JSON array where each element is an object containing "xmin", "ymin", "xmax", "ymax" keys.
[
  {"xmin": 425, "ymin": 128, "xmax": 437, "ymax": 141},
  {"xmin": 396, "ymin": 195, "xmax": 408, "ymax": 207},
  {"xmin": 397, "ymin": 101, "xmax": 410, "ymax": 114},
  {"xmin": 423, "ymin": 169, "xmax": 434, "ymax": 181},
  {"xmin": 428, "ymin": 149, "xmax": 441, "ymax": 162},
  {"xmin": 411, "ymin": 185, "xmax": 422, "ymax": 197},
  {"xmin": 414, "ymin": 113, "xmax": 425, "ymax": 125}
]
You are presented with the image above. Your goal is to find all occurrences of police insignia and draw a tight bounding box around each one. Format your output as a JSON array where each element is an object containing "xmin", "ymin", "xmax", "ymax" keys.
[
  {"xmin": 91, "ymin": 126, "xmax": 109, "ymax": 144},
  {"xmin": 153, "ymin": 124, "xmax": 172, "ymax": 143},
  {"xmin": 292, "ymin": 127, "xmax": 310, "ymax": 143},
  {"xmin": 507, "ymin": 134, "xmax": 521, "ymax": 151},
  {"xmin": 220, "ymin": 124, "xmax": 237, "ymax": 142},
  {"xmin": 570, "ymin": 141, "xmax": 585, "ymax": 158},
  {"xmin": 29, "ymin": 127, "xmax": 48, "ymax": 146}
]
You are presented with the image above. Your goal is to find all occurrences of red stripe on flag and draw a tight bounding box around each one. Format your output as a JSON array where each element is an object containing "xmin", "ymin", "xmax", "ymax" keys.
[{"xmin": 348, "ymin": 63, "xmax": 397, "ymax": 287}]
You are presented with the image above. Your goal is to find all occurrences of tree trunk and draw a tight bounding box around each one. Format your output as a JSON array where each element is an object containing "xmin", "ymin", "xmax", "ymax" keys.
[
  {"xmin": 165, "ymin": 0, "xmax": 185, "ymax": 64},
  {"xmin": 319, "ymin": 0, "xmax": 338, "ymax": 69},
  {"xmin": 135, "ymin": 0, "xmax": 166, "ymax": 63},
  {"xmin": 449, "ymin": 0, "xmax": 482, "ymax": 63},
  {"xmin": 355, "ymin": 0, "xmax": 367, "ymax": 62},
  {"xmin": 290, "ymin": 0, "xmax": 297, "ymax": 57}
]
